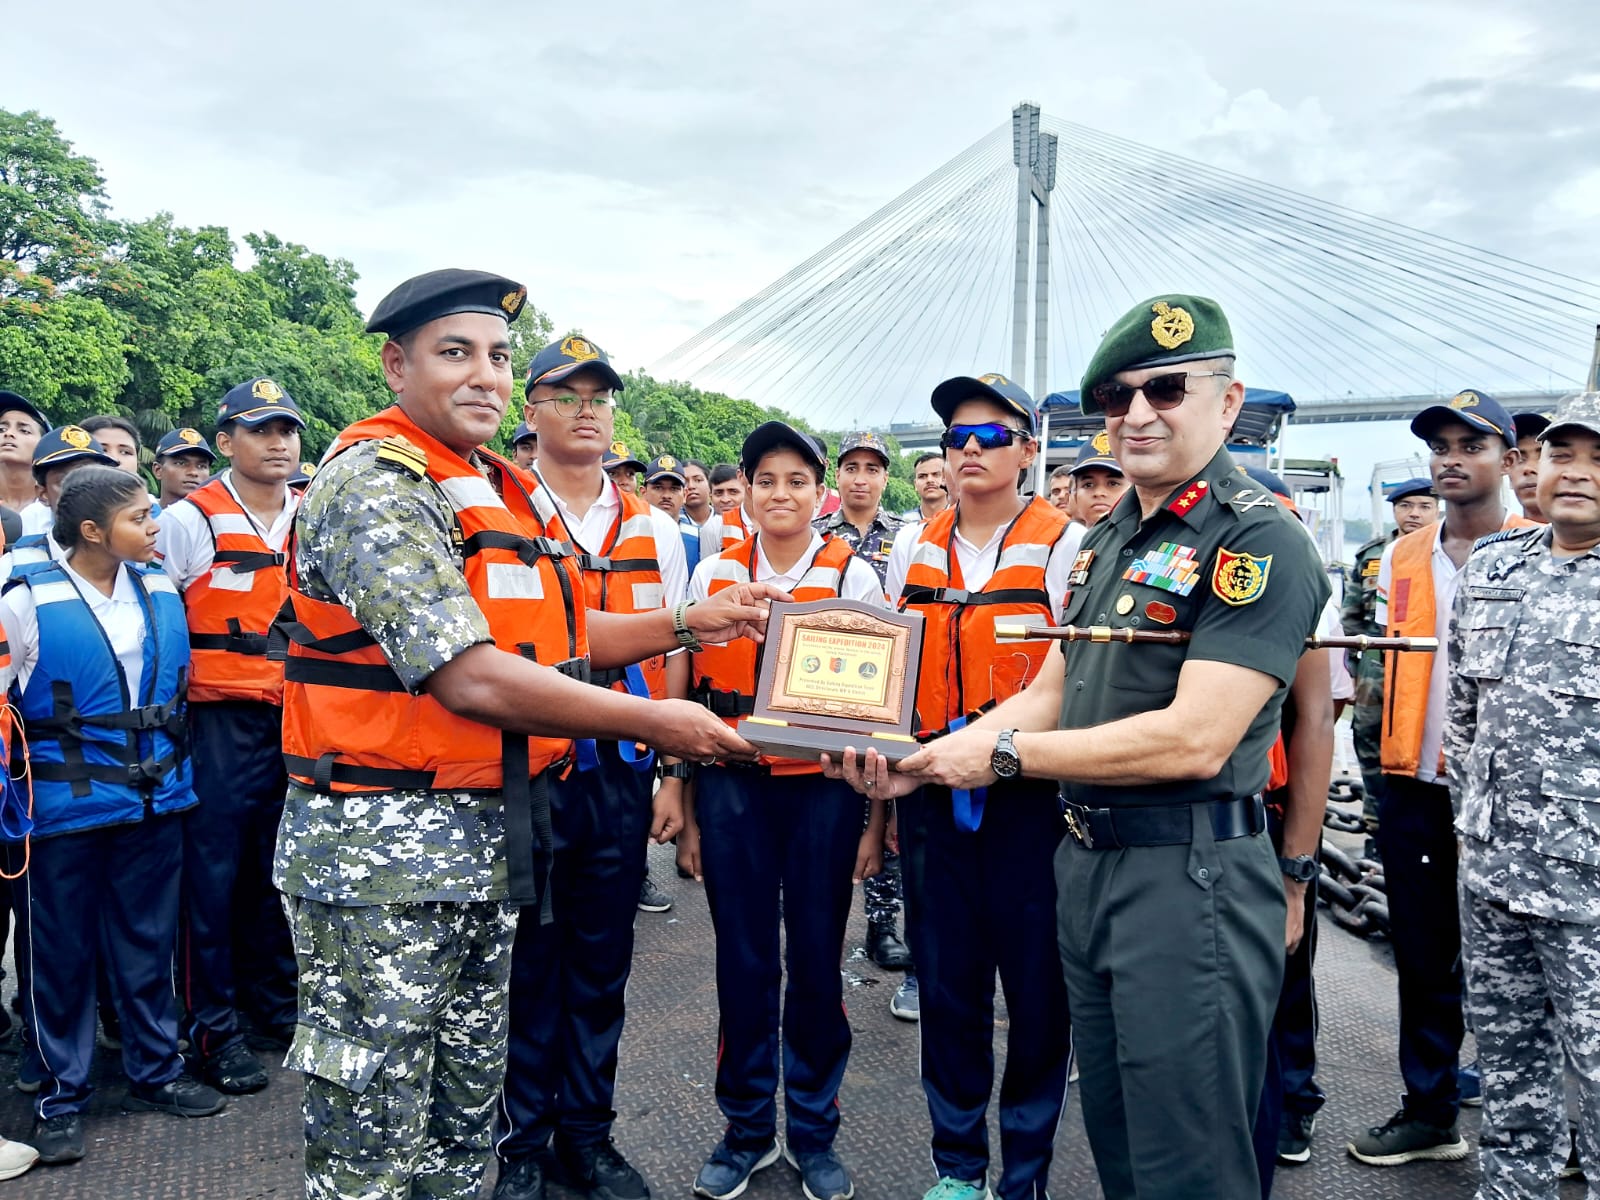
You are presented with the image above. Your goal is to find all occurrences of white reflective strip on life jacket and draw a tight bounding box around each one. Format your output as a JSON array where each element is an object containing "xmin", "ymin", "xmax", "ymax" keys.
[
  {"xmin": 708, "ymin": 558, "xmax": 751, "ymax": 587},
  {"xmin": 144, "ymin": 573, "xmax": 179, "ymax": 596},
  {"xmin": 995, "ymin": 541, "xmax": 1052, "ymax": 573},
  {"xmin": 527, "ymin": 480, "xmax": 562, "ymax": 529},
  {"xmin": 616, "ymin": 514, "xmax": 656, "ymax": 545},
  {"xmin": 438, "ymin": 474, "xmax": 506, "ymax": 515},
  {"xmin": 632, "ymin": 582, "xmax": 664, "ymax": 611},
  {"xmin": 907, "ymin": 540, "xmax": 949, "ymax": 576},
  {"xmin": 486, "ymin": 561, "xmax": 544, "ymax": 600},
  {"xmin": 30, "ymin": 580, "xmax": 79, "ymax": 607},
  {"xmin": 205, "ymin": 512, "xmax": 258, "ymax": 538},
  {"xmin": 795, "ymin": 566, "xmax": 842, "ymax": 593},
  {"xmin": 206, "ymin": 565, "xmax": 256, "ymax": 592}
]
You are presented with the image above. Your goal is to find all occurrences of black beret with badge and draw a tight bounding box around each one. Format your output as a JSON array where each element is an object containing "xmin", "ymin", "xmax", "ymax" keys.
[
  {"xmin": 1079, "ymin": 295, "xmax": 1235, "ymax": 415},
  {"xmin": 365, "ymin": 268, "xmax": 527, "ymax": 339}
]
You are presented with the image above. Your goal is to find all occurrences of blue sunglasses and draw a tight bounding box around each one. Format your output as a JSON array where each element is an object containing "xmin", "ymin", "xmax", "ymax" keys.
[{"xmin": 940, "ymin": 422, "xmax": 1032, "ymax": 451}]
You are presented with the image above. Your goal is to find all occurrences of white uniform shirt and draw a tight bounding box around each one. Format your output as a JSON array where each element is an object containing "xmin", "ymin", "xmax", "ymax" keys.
[
  {"xmin": 688, "ymin": 532, "xmax": 887, "ymax": 611},
  {"xmin": 0, "ymin": 559, "xmax": 148, "ymax": 704},
  {"xmin": 1375, "ymin": 525, "xmax": 1458, "ymax": 783},
  {"xmin": 537, "ymin": 472, "xmax": 687, "ymax": 610},
  {"xmin": 884, "ymin": 513, "xmax": 1082, "ymax": 619},
  {"xmin": 19, "ymin": 500, "xmax": 49, "ymax": 537},
  {"xmin": 155, "ymin": 470, "xmax": 298, "ymax": 591}
]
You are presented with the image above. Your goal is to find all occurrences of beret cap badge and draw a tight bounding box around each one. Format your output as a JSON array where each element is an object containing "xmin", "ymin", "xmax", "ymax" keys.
[
  {"xmin": 1451, "ymin": 392, "xmax": 1480, "ymax": 409},
  {"xmin": 1149, "ymin": 302, "xmax": 1195, "ymax": 351},
  {"xmin": 1091, "ymin": 430, "xmax": 1111, "ymax": 454},
  {"xmin": 61, "ymin": 425, "xmax": 92, "ymax": 450},
  {"xmin": 500, "ymin": 288, "xmax": 526, "ymax": 316},
  {"xmin": 561, "ymin": 336, "xmax": 600, "ymax": 362},
  {"xmin": 179, "ymin": 428, "xmax": 202, "ymax": 445},
  {"xmin": 252, "ymin": 378, "xmax": 285, "ymax": 402}
]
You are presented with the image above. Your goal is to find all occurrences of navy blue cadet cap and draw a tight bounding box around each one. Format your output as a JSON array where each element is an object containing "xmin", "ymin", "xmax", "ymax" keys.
[
  {"xmin": 510, "ymin": 421, "xmax": 537, "ymax": 447},
  {"xmin": 0, "ymin": 391, "xmax": 49, "ymax": 432},
  {"xmin": 32, "ymin": 425, "xmax": 116, "ymax": 476},
  {"xmin": 365, "ymin": 268, "xmax": 527, "ymax": 339},
  {"xmin": 524, "ymin": 335, "xmax": 625, "ymax": 395},
  {"xmin": 1511, "ymin": 411, "xmax": 1550, "ymax": 441},
  {"xmin": 930, "ymin": 372, "xmax": 1039, "ymax": 434},
  {"xmin": 1070, "ymin": 430, "xmax": 1122, "ymax": 476},
  {"xmin": 1385, "ymin": 477, "xmax": 1437, "ymax": 503},
  {"xmin": 741, "ymin": 422, "xmax": 827, "ymax": 478},
  {"xmin": 602, "ymin": 441, "xmax": 646, "ymax": 472},
  {"xmin": 643, "ymin": 454, "xmax": 687, "ymax": 485},
  {"xmin": 217, "ymin": 378, "xmax": 307, "ymax": 429},
  {"xmin": 155, "ymin": 427, "xmax": 216, "ymax": 461},
  {"xmin": 1410, "ymin": 389, "xmax": 1515, "ymax": 448}
]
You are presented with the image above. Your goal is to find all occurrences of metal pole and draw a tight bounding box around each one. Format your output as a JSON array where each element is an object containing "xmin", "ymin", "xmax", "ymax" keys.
[
  {"xmin": 1034, "ymin": 133, "xmax": 1057, "ymax": 405},
  {"xmin": 1010, "ymin": 104, "xmax": 1039, "ymax": 381},
  {"xmin": 1034, "ymin": 410, "xmax": 1051, "ymax": 496},
  {"xmin": 1588, "ymin": 323, "xmax": 1600, "ymax": 391}
]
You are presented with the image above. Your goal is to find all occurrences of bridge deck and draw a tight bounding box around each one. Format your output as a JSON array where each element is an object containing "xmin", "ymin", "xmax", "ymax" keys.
[{"xmin": 1, "ymin": 837, "xmax": 1583, "ymax": 1199}]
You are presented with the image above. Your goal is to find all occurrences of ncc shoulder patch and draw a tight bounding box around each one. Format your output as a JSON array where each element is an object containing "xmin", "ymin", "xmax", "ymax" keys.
[
  {"xmin": 1211, "ymin": 546, "xmax": 1272, "ymax": 606},
  {"xmin": 374, "ymin": 434, "xmax": 427, "ymax": 479}
]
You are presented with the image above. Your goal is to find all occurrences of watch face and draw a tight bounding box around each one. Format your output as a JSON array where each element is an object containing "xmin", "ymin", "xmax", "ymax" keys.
[{"xmin": 991, "ymin": 750, "xmax": 1020, "ymax": 779}]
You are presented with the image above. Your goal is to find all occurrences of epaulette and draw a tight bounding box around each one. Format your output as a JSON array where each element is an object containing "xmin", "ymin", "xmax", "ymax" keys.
[
  {"xmin": 374, "ymin": 435, "xmax": 427, "ymax": 479},
  {"xmin": 1472, "ymin": 526, "xmax": 1538, "ymax": 553}
]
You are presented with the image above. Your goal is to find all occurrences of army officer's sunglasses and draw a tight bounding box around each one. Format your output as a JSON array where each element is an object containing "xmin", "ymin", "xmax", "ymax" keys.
[{"xmin": 1091, "ymin": 371, "xmax": 1231, "ymax": 419}]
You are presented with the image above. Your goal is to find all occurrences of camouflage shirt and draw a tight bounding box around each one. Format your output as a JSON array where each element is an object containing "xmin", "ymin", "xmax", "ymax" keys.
[
  {"xmin": 1341, "ymin": 531, "xmax": 1394, "ymax": 707},
  {"xmin": 1446, "ymin": 524, "xmax": 1600, "ymax": 924},
  {"xmin": 812, "ymin": 507, "xmax": 903, "ymax": 591},
  {"xmin": 272, "ymin": 439, "xmax": 510, "ymax": 907}
]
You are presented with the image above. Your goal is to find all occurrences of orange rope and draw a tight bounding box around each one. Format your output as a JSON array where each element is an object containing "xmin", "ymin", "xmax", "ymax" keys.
[{"xmin": 0, "ymin": 704, "xmax": 32, "ymax": 881}]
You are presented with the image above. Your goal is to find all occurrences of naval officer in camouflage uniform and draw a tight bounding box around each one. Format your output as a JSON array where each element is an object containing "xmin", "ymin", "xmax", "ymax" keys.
[
  {"xmin": 1446, "ymin": 390, "xmax": 1600, "ymax": 1199},
  {"xmin": 275, "ymin": 269, "xmax": 779, "ymax": 1200},
  {"xmin": 842, "ymin": 296, "xmax": 1329, "ymax": 1198},
  {"xmin": 1342, "ymin": 477, "xmax": 1438, "ymax": 836}
]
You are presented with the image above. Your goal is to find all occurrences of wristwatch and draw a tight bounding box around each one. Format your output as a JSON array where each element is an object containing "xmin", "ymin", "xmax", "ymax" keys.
[
  {"xmin": 1278, "ymin": 854, "xmax": 1318, "ymax": 884},
  {"xmin": 661, "ymin": 762, "xmax": 692, "ymax": 781},
  {"xmin": 990, "ymin": 730, "xmax": 1022, "ymax": 780}
]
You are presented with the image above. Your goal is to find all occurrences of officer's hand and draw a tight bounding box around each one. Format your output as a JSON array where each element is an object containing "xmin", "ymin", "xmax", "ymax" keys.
[
  {"xmin": 853, "ymin": 824, "xmax": 884, "ymax": 883},
  {"xmin": 897, "ymin": 728, "xmax": 998, "ymax": 792},
  {"xmin": 652, "ymin": 777, "xmax": 685, "ymax": 844},
  {"xmin": 685, "ymin": 582, "xmax": 795, "ymax": 645},
  {"xmin": 676, "ymin": 818, "xmax": 703, "ymax": 882},
  {"xmin": 820, "ymin": 747, "xmax": 921, "ymax": 799},
  {"xmin": 885, "ymin": 802, "xmax": 899, "ymax": 855},
  {"xmin": 648, "ymin": 700, "xmax": 760, "ymax": 763},
  {"xmin": 1284, "ymin": 881, "xmax": 1307, "ymax": 953}
]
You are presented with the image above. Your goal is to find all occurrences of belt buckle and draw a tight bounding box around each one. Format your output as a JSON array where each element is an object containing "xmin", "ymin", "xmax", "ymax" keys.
[{"xmin": 1064, "ymin": 804, "xmax": 1094, "ymax": 848}]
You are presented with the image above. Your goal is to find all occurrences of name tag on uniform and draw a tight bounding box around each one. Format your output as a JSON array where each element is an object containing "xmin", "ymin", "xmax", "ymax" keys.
[
  {"xmin": 1467, "ymin": 585, "xmax": 1525, "ymax": 601},
  {"xmin": 1122, "ymin": 541, "xmax": 1201, "ymax": 596}
]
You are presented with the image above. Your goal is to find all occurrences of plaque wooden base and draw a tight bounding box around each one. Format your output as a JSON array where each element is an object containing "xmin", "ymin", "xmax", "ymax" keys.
[{"xmin": 736, "ymin": 717, "xmax": 921, "ymax": 766}]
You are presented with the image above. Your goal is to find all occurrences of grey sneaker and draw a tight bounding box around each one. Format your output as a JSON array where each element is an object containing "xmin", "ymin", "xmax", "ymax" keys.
[
  {"xmin": 890, "ymin": 975, "xmax": 919, "ymax": 1022},
  {"xmin": 638, "ymin": 874, "xmax": 673, "ymax": 913},
  {"xmin": 1347, "ymin": 1110, "xmax": 1467, "ymax": 1166},
  {"xmin": 1277, "ymin": 1110, "xmax": 1314, "ymax": 1164}
]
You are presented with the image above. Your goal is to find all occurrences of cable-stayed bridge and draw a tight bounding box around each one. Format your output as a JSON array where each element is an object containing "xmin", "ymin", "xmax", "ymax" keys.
[{"xmin": 651, "ymin": 104, "xmax": 1600, "ymax": 435}]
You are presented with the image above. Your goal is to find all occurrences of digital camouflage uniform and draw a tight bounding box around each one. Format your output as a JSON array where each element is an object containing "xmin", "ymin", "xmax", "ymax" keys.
[
  {"xmin": 813, "ymin": 506, "xmax": 905, "ymax": 928},
  {"xmin": 273, "ymin": 439, "xmax": 519, "ymax": 1200},
  {"xmin": 1341, "ymin": 531, "xmax": 1392, "ymax": 829},
  {"xmin": 1446, "ymin": 523, "xmax": 1600, "ymax": 1200}
]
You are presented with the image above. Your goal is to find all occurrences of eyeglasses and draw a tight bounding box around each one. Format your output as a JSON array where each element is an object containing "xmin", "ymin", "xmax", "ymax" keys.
[
  {"xmin": 940, "ymin": 423, "xmax": 1032, "ymax": 451},
  {"xmin": 530, "ymin": 393, "xmax": 617, "ymax": 418},
  {"xmin": 1091, "ymin": 371, "xmax": 1231, "ymax": 419}
]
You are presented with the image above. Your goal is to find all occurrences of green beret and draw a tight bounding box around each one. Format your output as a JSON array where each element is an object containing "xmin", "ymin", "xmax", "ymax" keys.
[{"xmin": 1079, "ymin": 294, "xmax": 1234, "ymax": 414}]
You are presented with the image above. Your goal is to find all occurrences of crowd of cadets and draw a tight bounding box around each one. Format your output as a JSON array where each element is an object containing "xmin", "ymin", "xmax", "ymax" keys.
[{"xmin": 0, "ymin": 279, "xmax": 1591, "ymax": 1200}]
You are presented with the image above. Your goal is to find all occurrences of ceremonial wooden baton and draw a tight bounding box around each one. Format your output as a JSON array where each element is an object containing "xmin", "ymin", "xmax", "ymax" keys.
[{"xmin": 993, "ymin": 625, "xmax": 1438, "ymax": 652}]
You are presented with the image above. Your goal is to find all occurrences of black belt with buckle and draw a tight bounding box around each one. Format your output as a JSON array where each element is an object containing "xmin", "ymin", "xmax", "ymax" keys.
[{"xmin": 1061, "ymin": 793, "xmax": 1266, "ymax": 850}]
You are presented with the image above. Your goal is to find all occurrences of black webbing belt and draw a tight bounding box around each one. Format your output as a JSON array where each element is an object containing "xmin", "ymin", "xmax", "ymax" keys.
[
  {"xmin": 29, "ymin": 680, "xmax": 188, "ymax": 797},
  {"xmin": 692, "ymin": 683, "xmax": 755, "ymax": 719},
  {"xmin": 189, "ymin": 618, "xmax": 271, "ymax": 656},
  {"xmin": 897, "ymin": 586, "xmax": 1050, "ymax": 608},
  {"xmin": 501, "ymin": 734, "xmax": 555, "ymax": 925}
]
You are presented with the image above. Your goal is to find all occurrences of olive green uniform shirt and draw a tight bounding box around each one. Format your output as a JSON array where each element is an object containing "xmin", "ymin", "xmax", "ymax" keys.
[{"xmin": 1057, "ymin": 448, "xmax": 1329, "ymax": 808}]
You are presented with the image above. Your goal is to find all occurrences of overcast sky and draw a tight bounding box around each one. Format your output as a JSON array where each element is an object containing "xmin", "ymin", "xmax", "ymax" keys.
[{"xmin": 10, "ymin": 0, "xmax": 1599, "ymax": 523}]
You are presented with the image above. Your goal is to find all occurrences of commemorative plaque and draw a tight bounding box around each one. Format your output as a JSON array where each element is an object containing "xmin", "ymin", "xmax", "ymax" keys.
[{"xmin": 737, "ymin": 598, "xmax": 925, "ymax": 765}]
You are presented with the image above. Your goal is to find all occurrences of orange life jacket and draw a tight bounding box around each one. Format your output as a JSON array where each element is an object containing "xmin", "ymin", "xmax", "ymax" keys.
[
  {"xmin": 176, "ymin": 479, "xmax": 293, "ymax": 705},
  {"xmin": 692, "ymin": 534, "xmax": 857, "ymax": 775},
  {"xmin": 1380, "ymin": 514, "xmax": 1536, "ymax": 776},
  {"xmin": 279, "ymin": 406, "xmax": 588, "ymax": 797},
  {"xmin": 899, "ymin": 498, "xmax": 1068, "ymax": 736},
  {"xmin": 573, "ymin": 486, "xmax": 667, "ymax": 700},
  {"xmin": 700, "ymin": 508, "xmax": 748, "ymax": 561}
]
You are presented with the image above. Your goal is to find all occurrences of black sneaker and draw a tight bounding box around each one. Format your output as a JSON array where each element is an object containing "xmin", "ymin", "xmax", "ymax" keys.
[
  {"xmin": 552, "ymin": 1136, "xmax": 650, "ymax": 1199},
  {"xmin": 638, "ymin": 875, "xmax": 673, "ymax": 913},
  {"xmin": 30, "ymin": 1113, "xmax": 85, "ymax": 1165},
  {"xmin": 1277, "ymin": 1110, "xmax": 1314, "ymax": 1165},
  {"xmin": 1347, "ymin": 1109, "xmax": 1467, "ymax": 1166},
  {"xmin": 205, "ymin": 1041, "xmax": 269, "ymax": 1094},
  {"xmin": 494, "ymin": 1155, "xmax": 547, "ymax": 1200},
  {"xmin": 123, "ymin": 1074, "xmax": 227, "ymax": 1118}
]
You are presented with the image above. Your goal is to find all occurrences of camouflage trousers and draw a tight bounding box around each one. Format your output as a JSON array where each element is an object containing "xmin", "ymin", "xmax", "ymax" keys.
[
  {"xmin": 863, "ymin": 797, "xmax": 902, "ymax": 926},
  {"xmin": 1350, "ymin": 702, "xmax": 1383, "ymax": 830},
  {"xmin": 284, "ymin": 895, "xmax": 519, "ymax": 1200},
  {"xmin": 1459, "ymin": 887, "xmax": 1600, "ymax": 1200}
]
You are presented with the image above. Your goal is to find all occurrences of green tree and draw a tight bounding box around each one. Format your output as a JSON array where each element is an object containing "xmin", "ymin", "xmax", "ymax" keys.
[{"xmin": 0, "ymin": 109, "xmax": 113, "ymax": 291}]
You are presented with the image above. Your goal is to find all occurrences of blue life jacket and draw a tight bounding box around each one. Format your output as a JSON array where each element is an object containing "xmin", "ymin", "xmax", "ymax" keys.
[
  {"xmin": 7, "ymin": 533, "xmax": 53, "ymax": 573},
  {"xmin": 7, "ymin": 561, "xmax": 196, "ymax": 837}
]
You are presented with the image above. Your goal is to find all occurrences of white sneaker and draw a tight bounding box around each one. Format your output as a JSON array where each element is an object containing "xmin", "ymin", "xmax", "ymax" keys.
[{"xmin": 0, "ymin": 1137, "xmax": 38, "ymax": 1180}]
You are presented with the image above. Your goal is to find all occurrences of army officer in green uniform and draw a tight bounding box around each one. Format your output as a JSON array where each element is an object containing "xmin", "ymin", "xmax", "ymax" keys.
[{"xmin": 833, "ymin": 296, "xmax": 1328, "ymax": 1199}]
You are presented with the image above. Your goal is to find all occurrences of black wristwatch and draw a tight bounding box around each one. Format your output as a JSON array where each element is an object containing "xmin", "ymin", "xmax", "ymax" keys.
[
  {"xmin": 991, "ymin": 730, "xmax": 1022, "ymax": 780},
  {"xmin": 661, "ymin": 762, "xmax": 692, "ymax": 781},
  {"xmin": 1278, "ymin": 854, "xmax": 1318, "ymax": 884}
]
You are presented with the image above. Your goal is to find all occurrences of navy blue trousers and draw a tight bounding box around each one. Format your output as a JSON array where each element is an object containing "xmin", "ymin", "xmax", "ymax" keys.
[
  {"xmin": 901, "ymin": 782, "xmax": 1071, "ymax": 1200},
  {"xmin": 496, "ymin": 746, "xmax": 653, "ymax": 1161},
  {"xmin": 17, "ymin": 814, "xmax": 185, "ymax": 1117},
  {"xmin": 694, "ymin": 766, "xmax": 861, "ymax": 1155},
  {"xmin": 1378, "ymin": 775, "xmax": 1463, "ymax": 1128},
  {"xmin": 178, "ymin": 700, "xmax": 295, "ymax": 1059}
]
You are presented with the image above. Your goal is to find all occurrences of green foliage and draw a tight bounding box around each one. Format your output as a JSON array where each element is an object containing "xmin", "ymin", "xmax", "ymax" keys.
[{"xmin": 0, "ymin": 110, "xmax": 112, "ymax": 288}]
